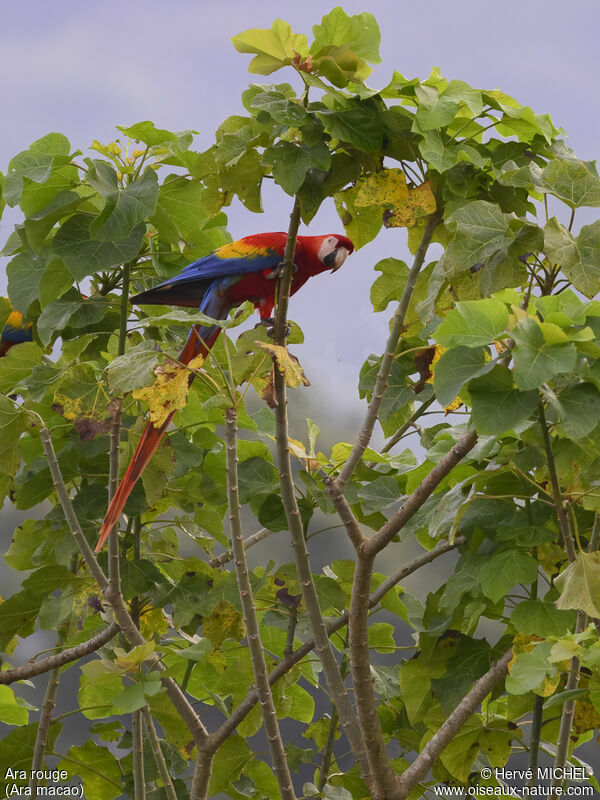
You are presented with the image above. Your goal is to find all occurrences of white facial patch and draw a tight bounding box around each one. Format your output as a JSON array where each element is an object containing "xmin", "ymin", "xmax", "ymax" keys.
[{"xmin": 317, "ymin": 236, "xmax": 339, "ymax": 264}]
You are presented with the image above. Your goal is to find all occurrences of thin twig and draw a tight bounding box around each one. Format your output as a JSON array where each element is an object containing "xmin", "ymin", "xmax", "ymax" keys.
[
  {"xmin": 335, "ymin": 212, "xmax": 441, "ymax": 491},
  {"xmin": 0, "ymin": 622, "xmax": 119, "ymax": 684},
  {"xmin": 381, "ymin": 395, "xmax": 436, "ymax": 453},
  {"xmin": 538, "ymin": 397, "xmax": 576, "ymax": 562},
  {"xmin": 208, "ymin": 527, "xmax": 272, "ymax": 568},
  {"xmin": 132, "ymin": 709, "xmax": 145, "ymax": 800},
  {"xmin": 551, "ymin": 515, "xmax": 600, "ymax": 797},
  {"xmin": 143, "ymin": 707, "xmax": 178, "ymax": 800},
  {"xmin": 224, "ymin": 406, "xmax": 296, "ymax": 799},
  {"xmin": 397, "ymin": 649, "xmax": 513, "ymax": 797},
  {"xmin": 29, "ymin": 667, "xmax": 60, "ymax": 795}
]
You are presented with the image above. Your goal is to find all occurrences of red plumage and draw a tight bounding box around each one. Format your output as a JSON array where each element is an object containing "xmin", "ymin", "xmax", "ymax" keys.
[{"xmin": 95, "ymin": 232, "xmax": 353, "ymax": 551}]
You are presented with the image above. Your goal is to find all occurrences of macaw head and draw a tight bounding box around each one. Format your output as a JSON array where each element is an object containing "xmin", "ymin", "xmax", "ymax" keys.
[{"xmin": 317, "ymin": 234, "xmax": 354, "ymax": 271}]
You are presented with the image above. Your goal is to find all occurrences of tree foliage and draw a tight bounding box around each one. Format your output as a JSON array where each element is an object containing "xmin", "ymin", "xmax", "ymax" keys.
[{"xmin": 0, "ymin": 7, "xmax": 599, "ymax": 800}]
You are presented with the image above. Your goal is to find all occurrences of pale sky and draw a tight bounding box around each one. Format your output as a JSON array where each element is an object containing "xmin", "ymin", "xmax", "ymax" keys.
[{"xmin": 1, "ymin": 0, "xmax": 598, "ymax": 424}]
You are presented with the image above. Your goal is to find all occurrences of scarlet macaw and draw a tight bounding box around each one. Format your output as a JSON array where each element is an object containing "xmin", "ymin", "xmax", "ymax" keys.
[
  {"xmin": 0, "ymin": 307, "xmax": 33, "ymax": 357},
  {"xmin": 96, "ymin": 231, "xmax": 353, "ymax": 550}
]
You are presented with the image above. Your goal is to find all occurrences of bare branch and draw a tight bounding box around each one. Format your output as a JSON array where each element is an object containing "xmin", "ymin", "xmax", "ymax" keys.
[
  {"xmin": 0, "ymin": 622, "xmax": 119, "ymax": 684},
  {"xmin": 538, "ymin": 397, "xmax": 576, "ymax": 562},
  {"xmin": 208, "ymin": 527, "xmax": 272, "ymax": 568},
  {"xmin": 143, "ymin": 707, "xmax": 178, "ymax": 800},
  {"xmin": 335, "ymin": 212, "xmax": 441, "ymax": 491},
  {"xmin": 397, "ymin": 649, "xmax": 513, "ymax": 797},
  {"xmin": 367, "ymin": 429, "xmax": 478, "ymax": 556},
  {"xmin": 132, "ymin": 709, "xmax": 145, "ymax": 800},
  {"xmin": 216, "ymin": 537, "xmax": 463, "ymax": 742},
  {"xmin": 38, "ymin": 424, "xmax": 209, "ymax": 748},
  {"xmin": 271, "ymin": 202, "xmax": 371, "ymax": 787},
  {"xmin": 224, "ymin": 406, "xmax": 296, "ymax": 799},
  {"xmin": 29, "ymin": 667, "xmax": 60, "ymax": 796},
  {"xmin": 350, "ymin": 554, "xmax": 400, "ymax": 799}
]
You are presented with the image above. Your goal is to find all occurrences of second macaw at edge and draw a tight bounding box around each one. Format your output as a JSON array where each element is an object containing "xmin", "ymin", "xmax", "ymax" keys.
[{"xmin": 96, "ymin": 231, "xmax": 354, "ymax": 551}]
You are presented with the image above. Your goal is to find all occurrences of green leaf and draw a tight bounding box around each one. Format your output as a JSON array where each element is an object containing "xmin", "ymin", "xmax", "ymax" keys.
[
  {"xmin": 52, "ymin": 213, "xmax": 145, "ymax": 279},
  {"xmin": 89, "ymin": 167, "xmax": 159, "ymax": 240},
  {"xmin": 368, "ymin": 622, "xmax": 396, "ymax": 654},
  {"xmin": 551, "ymin": 383, "xmax": 600, "ymax": 439},
  {"xmin": 7, "ymin": 251, "xmax": 47, "ymax": 312},
  {"xmin": 232, "ymin": 19, "xmax": 308, "ymax": 75},
  {"xmin": 237, "ymin": 456, "xmax": 277, "ymax": 503},
  {"xmin": 511, "ymin": 599, "xmax": 576, "ymax": 637},
  {"xmin": 414, "ymin": 84, "xmax": 460, "ymax": 131},
  {"xmin": 0, "ymin": 342, "xmax": 44, "ymax": 395},
  {"xmin": 250, "ymin": 90, "xmax": 309, "ymax": 126},
  {"xmin": 478, "ymin": 550, "xmax": 539, "ymax": 602},
  {"xmin": 544, "ymin": 217, "xmax": 600, "ymax": 299},
  {"xmin": 469, "ymin": 365, "xmax": 538, "ymax": 434},
  {"xmin": 540, "ymin": 159, "xmax": 600, "ymax": 208},
  {"xmin": 357, "ymin": 476, "xmax": 402, "ymax": 515},
  {"xmin": 311, "ymin": 8, "xmax": 381, "ymax": 64},
  {"xmin": 434, "ymin": 298, "xmax": 509, "ymax": 348},
  {"xmin": 440, "ymin": 200, "xmax": 513, "ymax": 275},
  {"xmin": 106, "ymin": 341, "xmax": 160, "ymax": 393},
  {"xmin": 370, "ymin": 257, "xmax": 408, "ymax": 311},
  {"xmin": 317, "ymin": 104, "xmax": 383, "ymax": 152},
  {"xmin": 433, "ymin": 346, "xmax": 493, "ymax": 406},
  {"xmin": 505, "ymin": 640, "xmax": 555, "ymax": 695},
  {"xmin": 58, "ymin": 740, "xmax": 122, "ymax": 800},
  {"xmin": 116, "ymin": 120, "xmax": 179, "ymax": 146},
  {"xmin": 0, "ymin": 397, "xmax": 27, "ymax": 506},
  {"xmin": 208, "ymin": 735, "xmax": 252, "ymax": 795},
  {"xmin": 0, "ymin": 686, "xmax": 29, "ymax": 726},
  {"xmin": 264, "ymin": 141, "xmax": 323, "ymax": 195},
  {"xmin": 543, "ymin": 688, "xmax": 589, "ymax": 710},
  {"xmin": 39, "ymin": 258, "xmax": 74, "ymax": 307},
  {"xmin": 555, "ymin": 552, "xmax": 600, "ymax": 617},
  {"xmin": 512, "ymin": 317, "xmax": 577, "ymax": 391}
]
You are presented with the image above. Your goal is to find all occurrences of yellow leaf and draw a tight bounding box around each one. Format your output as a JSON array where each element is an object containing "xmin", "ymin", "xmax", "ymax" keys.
[
  {"xmin": 255, "ymin": 342, "xmax": 310, "ymax": 388},
  {"xmin": 132, "ymin": 354, "xmax": 205, "ymax": 427},
  {"xmin": 354, "ymin": 169, "xmax": 436, "ymax": 227}
]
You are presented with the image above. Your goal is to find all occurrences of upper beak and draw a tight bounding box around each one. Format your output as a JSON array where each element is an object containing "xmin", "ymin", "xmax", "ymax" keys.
[{"xmin": 324, "ymin": 246, "xmax": 350, "ymax": 271}]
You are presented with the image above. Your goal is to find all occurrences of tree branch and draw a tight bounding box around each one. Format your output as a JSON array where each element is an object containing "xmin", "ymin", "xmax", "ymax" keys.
[
  {"xmin": 396, "ymin": 649, "xmax": 513, "ymax": 797},
  {"xmin": 215, "ymin": 537, "xmax": 463, "ymax": 744},
  {"xmin": 29, "ymin": 667, "xmax": 60, "ymax": 796},
  {"xmin": 38, "ymin": 424, "xmax": 209, "ymax": 749},
  {"xmin": 224, "ymin": 406, "xmax": 296, "ymax": 800},
  {"xmin": 143, "ymin": 707, "xmax": 178, "ymax": 800},
  {"xmin": 132, "ymin": 708, "xmax": 145, "ymax": 800},
  {"xmin": 272, "ymin": 201, "xmax": 371, "ymax": 787},
  {"xmin": 538, "ymin": 397, "xmax": 576, "ymax": 562},
  {"xmin": 208, "ymin": 527, "xmax": 271, "ymax": 568},
  {"xmin": 350, "ymin": 553, "xmax": 400, "ymax": 799},
  {"xmin": 334, "ymin": 212, "xmax": 441, "ymax": 491},
  {"xmin": 367, "ymin": 428, "xmax": 478, "ymax": 556},
  {"xmin": 0, "ymin": 622, "xmax": 119, "ymax": 684}
]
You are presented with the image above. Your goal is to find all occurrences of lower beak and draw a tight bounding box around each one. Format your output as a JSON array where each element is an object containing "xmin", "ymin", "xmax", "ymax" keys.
[{"xmin": 324, "ymin": 246, "xmax": 350, "ymax": 271}]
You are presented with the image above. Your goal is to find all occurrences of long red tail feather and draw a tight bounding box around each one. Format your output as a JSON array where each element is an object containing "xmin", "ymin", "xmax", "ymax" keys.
[{"xmin": 95, "ymin": 324, "xmax": 220, "ymax": 552}]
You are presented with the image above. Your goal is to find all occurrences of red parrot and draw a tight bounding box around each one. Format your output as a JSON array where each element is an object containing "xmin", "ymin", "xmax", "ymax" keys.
[
  {"xmin": 0, "ymin": 307, "xmax": 33, "ymax": 357},
  {"xmin": 95, "ymin": 232, "xmax": 353, "ymax": 551}
]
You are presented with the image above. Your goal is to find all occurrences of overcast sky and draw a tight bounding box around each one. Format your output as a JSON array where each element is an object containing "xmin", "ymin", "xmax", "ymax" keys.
[{"xmin": 1, "ymin": 0, "xmax": 598, "ymax": 423}]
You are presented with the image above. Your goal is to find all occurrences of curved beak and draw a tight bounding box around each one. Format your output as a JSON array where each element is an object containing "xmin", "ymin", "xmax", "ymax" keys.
[{"xmin": 324, "ymin": 246, "xmax": 351, "ymax": 271}]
